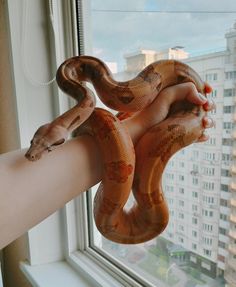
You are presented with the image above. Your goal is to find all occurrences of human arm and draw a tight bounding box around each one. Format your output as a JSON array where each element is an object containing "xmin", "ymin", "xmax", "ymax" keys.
[{"xmin": 0, "ymin": 82, "xmax": 214, "ymax": 249}]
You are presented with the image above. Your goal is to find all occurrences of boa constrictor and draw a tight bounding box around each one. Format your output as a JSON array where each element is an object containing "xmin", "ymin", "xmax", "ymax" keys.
[{"xmin": 25, "ymin": 56, "xmax": 206, "ymax": 244}]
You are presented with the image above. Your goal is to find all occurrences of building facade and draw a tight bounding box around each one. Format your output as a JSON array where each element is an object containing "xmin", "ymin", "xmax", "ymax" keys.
[{"xmin": 118, "ymin": 23, "xmax": 236, "ymax": 286}]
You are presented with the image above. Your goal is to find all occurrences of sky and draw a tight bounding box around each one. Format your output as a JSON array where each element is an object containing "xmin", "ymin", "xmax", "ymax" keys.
[{"xmin": 89, "ymin": 0, "xmax": 236, "ymax": 71}]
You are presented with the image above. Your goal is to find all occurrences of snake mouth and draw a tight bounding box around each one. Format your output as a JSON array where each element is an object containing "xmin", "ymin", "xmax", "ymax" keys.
[
  {"xmin": 25, "ymin": 150, "xmax": 43, "ymax": 162},
  {"xmin": 25, "ymin": 145, "xmax": 49, "ymax": 162}
]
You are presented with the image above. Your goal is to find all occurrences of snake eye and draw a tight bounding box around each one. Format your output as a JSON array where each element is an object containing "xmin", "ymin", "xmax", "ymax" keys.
[{"xmin": 52, "ymin": 138, "xmax": 65, "ymax": 146}]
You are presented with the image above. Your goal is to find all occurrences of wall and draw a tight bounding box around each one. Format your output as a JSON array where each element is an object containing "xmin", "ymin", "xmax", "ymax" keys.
[{"xmin": 1, "ymin": 0, "xmax": 58, "ymax": 286}]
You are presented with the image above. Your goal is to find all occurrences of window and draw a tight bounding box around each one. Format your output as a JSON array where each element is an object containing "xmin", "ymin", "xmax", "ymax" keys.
[
  {"xmin": 225, "ymin": 71, "xmax": 236, "ymax": 80},
  {"xmin": 220, "ymin": 199, "xmax": 229, "ymax": 207},
  {"xmin": 192, "ymin": 204, "xmax": 198, "ymax": 211},
  {"xmin": 211, "ymin": 89, "xmax": 218, "ymax": 98},
  {"xmin": 221, "ymin": 169, "xmax": 230, "ymax": 177},
  {"xmin": 220, "ymin": 214, "xmax": 228, "ymax": 221},
  {"xmin": 223, "ymin": 122, "xmax": 234, "ymax": 129},
  {"xmin": 221, "ymin": 184, "xmax": 229, "ymax": 192},
  {"xmin": 206, "ymin": 73, "xmax": 218, "ymax": 81},
  {"xmin": 192, "ymin": 217, "xmax": 198, "ymax": 225},
  {"xmin": 192, "ymin": 191, "xmax": 198, "ymax": 198},
  {"xmin": 224, "ymin": 106, "xmax": 234, "ymax": 113},
  {"xmin": 224, "ymin": 88, "xmax": 235, "ymax": 97},
  {"xmin": 203, "ymin": 181, "xmax": 215, "ymax": 191},
  {"xmin": 192, "ymin": 243, "xmax": 197, "ymax": 250},
  {"xmin": 19, "ymin": 1, "xmax": 236, "ymax": 287},
  {"xmin": 192, "ymin": 177, "xmax": 199, "ymax": 185},
  {"xmin": 179, "ymin": 187, "xmax": 184, "ymax": 194},
  {"xmin": 179, "ymin": 174, "xmax": 185, "ymax": 181},
  {"xmin": 222, "ymin": 138, "xmax": 233, "ymax": 146},
  {"xmin": 179, "ymin": 200, "xmax": 184, "ymax": 207},
  {"xmin": 204, "ymin": 249, "xmax": 212, "ymax": 257}
]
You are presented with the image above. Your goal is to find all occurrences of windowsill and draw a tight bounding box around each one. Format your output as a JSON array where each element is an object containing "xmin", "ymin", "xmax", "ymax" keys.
[{"xmin": 20, "ymin": 251, "xmax": 124, "ymax": 287}]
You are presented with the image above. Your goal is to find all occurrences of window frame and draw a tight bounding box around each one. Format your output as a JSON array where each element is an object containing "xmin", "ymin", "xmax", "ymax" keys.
[
  {"xmin": 14, "ymin": 1, "xmax": 235, "ymax": 286},
  {"xmin": 16, "ymin": 1, "xmax": 156, "ymax": 286}
]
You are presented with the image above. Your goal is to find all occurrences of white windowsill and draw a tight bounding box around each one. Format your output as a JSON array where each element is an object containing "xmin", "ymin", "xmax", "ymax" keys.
[{"xmin": 20, "ymin": 252, "xmax": 125, "ymax": 287}]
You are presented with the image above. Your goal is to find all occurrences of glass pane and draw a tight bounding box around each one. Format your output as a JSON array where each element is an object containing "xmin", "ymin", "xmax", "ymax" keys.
[{"xmin": 82, "ymin": 1, "xmax": 236, "ymax": 286}]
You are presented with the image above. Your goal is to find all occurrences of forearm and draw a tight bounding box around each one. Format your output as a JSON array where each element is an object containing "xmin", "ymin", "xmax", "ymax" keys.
[
  {"xmin": 0, "ymin": 135, "xmax": 102, "ymax": 249},
  {"xmin": 0, "ymin": 117, "xmax": 144, "ymax": 249}
]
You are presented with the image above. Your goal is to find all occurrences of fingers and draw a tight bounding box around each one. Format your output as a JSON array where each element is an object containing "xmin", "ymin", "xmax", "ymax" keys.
[
  {"xmin": 204, "ymin": 82, "xmax": 213, "ymax": 94},
  {"xmin": 196, "ymin": 115, "xmax": 215, "ymax": 143},
  {"xmin": 203, "ymin": 99, "xmax": 216, "ymax": 112},
  {"xmin": 202, "ymin": 116, "xmax": 214, "ymax": 129},
  {"xmin": 163, "ymin": 82, "xmax": 212, "ymax": 106},
  {"xmin": 197, "ymin": 133, "xmax": 210, "ymax": 143}
]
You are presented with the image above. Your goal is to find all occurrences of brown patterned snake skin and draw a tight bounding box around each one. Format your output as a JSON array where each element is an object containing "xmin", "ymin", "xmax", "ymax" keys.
[{"xmin": 25, "ymin": 56, "xmax": 207, "ymax": 244}]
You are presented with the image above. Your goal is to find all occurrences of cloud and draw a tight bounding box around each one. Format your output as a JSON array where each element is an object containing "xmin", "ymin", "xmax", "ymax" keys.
[{"xmin": 90, "ymin": 0, "xmax": 236, "ymax": 69}]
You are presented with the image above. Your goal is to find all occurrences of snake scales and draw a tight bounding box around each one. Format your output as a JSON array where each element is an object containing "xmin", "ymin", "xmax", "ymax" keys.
[{"xmin": 25, "ymin": 56, "xmax": 207, "ymax": 244}]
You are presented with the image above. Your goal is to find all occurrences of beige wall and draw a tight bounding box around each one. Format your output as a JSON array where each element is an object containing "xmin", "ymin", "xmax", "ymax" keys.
[{"xmin": 0, "ymin": 0, "xmax": 31, "ymax": 286}]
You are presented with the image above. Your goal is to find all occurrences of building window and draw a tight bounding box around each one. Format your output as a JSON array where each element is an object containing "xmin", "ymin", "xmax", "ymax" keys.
[
  {"xmin": 223, "ymin": 106, "xmax": 234, "ymax": 114},
  {"xmin": 192, "ymin": 205, "xmax": 198, "ymax": 212},
  {"xmin": 179, "ymin": 187, "xmax": 184, "ymax": 194},
  {"xmin": 192, "ymin": 177, "xmax": 199, "ymax": 185},
  {"xmin": 203, "ymin": 237, "xmax": 213, "ymax": 245},
  {"xmin": 203, "ymin": 181, "xmax": 215, "ymax": 191},
  {"xmin": 223, "ymin": 122, "xmax": 234, "ymax": 129},
  {"xmin": 192, "ymin": 243, "xmax": 197, "ymax": 250},
  {"xmin": 192, "ymin": 217, "xmax": 198, "ymax": 225},
  {"xmin": 221, "ymin": 184, "xmax": 229, "ymax": 192},
  {"xmin": 179, "ymin": 200, "xmax": 184, "ymax": 207},
  {"xmin": 224, "ymin": 88, "xmax": 235, "ymax": 97},
  {"xmin": 220, "ymin": 214, "xmax": 228, "ymax": 221},
  {"xmin": 218, "ymin": 241, "xmax": 226, "ymax": 249},
  {"xmin": 222, "ymin": 153, "xmax": 232, "ymax": 162},
  {"xmin": 203, "ymin": 224, "xmax": 213, "ymax": 232},
  {"xmin": 221, "ymin": 169, "xmax": 230, "ymax": 177},
  {"xmin": 219, "ymin": 227, "xmax": 227, "ymax": 235},
  {"xmin": 220, "ymin": 199, "xmax": 228, "ymax": 207},
  {"xmin": 192, "ymin": 191, "xmax": 198, "ymax": 198},
  {"xmin": 179, "ymin": 174, "xmax": 185, "ymax": 181},
  {"xmin": 211, "ymin": 89, "xmax": 217, "ymax": 98},
  {"xmin": 203, "ymin": 196, "xmax": 215, "ymax": 204},
  {"xmin": 225, "ymin": 71, "xmax": 236, "ymax": 80},
  {"xmin": 222, "ymin": 138, "xmax": 233, "ymax": 146},
  {"xmin": 206, "ymin": 73, "xmax": 218, "ymax": 81}
]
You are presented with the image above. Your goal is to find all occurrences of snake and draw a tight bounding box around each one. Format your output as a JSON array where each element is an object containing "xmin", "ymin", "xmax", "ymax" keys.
[{"xmin": 25, "ymin": 56, "xmax": 207, "ymax": 244}]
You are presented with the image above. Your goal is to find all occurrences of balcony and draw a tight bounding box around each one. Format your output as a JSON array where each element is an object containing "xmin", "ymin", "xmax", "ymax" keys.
[
  {"xmin": 230, "ymin": 199, "xmax": 236, "ymax": 207},
  {"xmin": 230, "ymin": 214, "xmax": 236, "ymax": 223},
  {"xmin": 230, "ymin": 182, "xmax": 236, "ymax": 191},
  {"xmin": 231, "ymin": 165, "xmax": 236, "ymax": 174},
  {"xmin": 227, "ymin": 257, "xmax": 236, "ymax": 269},
  {"xmin": 229, "ymin": 244, "xmax": 236, "ymax": 255},
  {"xmin": 229, "ymin": 230, "xmax": 236, "ymax": 239}
]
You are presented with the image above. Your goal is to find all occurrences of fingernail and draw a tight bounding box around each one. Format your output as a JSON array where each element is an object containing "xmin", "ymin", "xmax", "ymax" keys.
[
  {"xmin": 198, "ymin": 93, "xmax": 207, "ymax": 102},
  {"xmin": 205, "ymin": 118, "xmax": 213, "ymax": 128},
  {"xmin": 203, "ymin": 99, "xmax": 215, "ymax": 111}
]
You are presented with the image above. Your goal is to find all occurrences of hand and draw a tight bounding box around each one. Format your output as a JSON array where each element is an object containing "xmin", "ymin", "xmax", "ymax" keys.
[{"xmin": 124, "ymin": 82, "xmax": 215, "ymax": 144}]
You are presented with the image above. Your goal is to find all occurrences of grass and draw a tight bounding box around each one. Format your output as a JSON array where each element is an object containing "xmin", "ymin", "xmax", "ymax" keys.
[{"xmin": 138, "ymin": 252, "xmax": 179, "ymax": 286}]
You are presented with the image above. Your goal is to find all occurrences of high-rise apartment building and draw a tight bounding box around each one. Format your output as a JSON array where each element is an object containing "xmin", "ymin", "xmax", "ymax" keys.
[{"xmin": 118, "ymin": 22, "xmax": 236, "ymax": 287}]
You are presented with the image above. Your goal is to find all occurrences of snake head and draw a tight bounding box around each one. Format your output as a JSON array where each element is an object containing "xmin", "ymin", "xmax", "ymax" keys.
[{"xmin": 25, "ymin": 123, "xmax": 68, "ymax": 161}]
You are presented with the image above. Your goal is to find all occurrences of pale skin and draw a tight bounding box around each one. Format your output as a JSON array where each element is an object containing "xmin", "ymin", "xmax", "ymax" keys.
[{"xmin": 0, "ymin": 83, "xmax": 215, "ymax": 249}]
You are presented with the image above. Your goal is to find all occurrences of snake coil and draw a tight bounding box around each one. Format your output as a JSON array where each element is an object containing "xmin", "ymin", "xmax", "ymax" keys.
[{"xmin": 25, "ymin": 56, "xmax": 206, "ymax": 244}]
